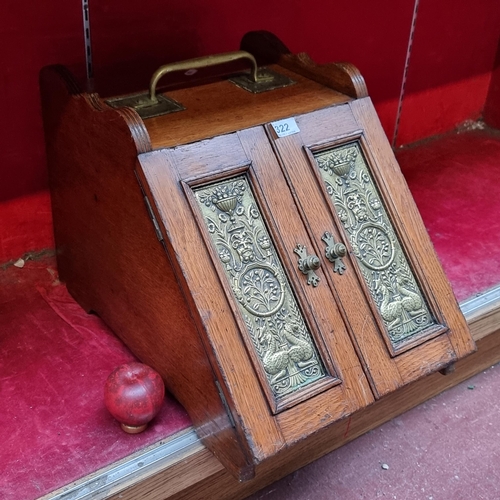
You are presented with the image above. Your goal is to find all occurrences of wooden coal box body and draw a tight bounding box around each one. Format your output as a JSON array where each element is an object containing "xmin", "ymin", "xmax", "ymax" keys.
[{"xmin": 40, "ymin": 31, "xmax": 474, "ymax": 481}]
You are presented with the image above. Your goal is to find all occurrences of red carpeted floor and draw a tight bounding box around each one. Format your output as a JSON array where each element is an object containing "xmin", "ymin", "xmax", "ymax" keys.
[
  {"xmin": 0, "ymin": 257, "xmax": 191, "ymax": 500},
  {"xmin": 398, "ymin": 129, "xmax": 500, "ymax": 302},
  {"xmin": 1, "ymin": 128, "xmax": 500, "ymax": 500},
  {"xmin": 248, "ymin": 365, "xmax": 500, "ymax": 500}
]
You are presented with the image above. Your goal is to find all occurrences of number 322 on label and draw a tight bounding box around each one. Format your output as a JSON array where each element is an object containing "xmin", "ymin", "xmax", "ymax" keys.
[{"xmin": 270, "ymin": 117, "xmax": 300, "ymax": 138}]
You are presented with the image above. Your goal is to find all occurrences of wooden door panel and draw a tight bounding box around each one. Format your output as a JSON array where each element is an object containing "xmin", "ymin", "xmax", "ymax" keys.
[
  {"xmin": 350, "ymin": 98, "xmax": 475, "ymax": 360},
  {"xmin": 139, "ymin": 144, "xmax": 285, "ymax": 464},
  {"xmin": 139, "ymin": 129, "xmax": 374, "ymax": 460},
  {"xmin": 269, "ymin": 130, "xmax": 404, "ymax": 397},
  {"xmin": 269, "ymin": 101, "xmax": 473, "ymax": 395}
]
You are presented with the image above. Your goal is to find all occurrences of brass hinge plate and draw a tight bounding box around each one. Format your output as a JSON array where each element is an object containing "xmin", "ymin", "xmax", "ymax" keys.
[
  {"xmin": 106, "ymin": 93, "xmax": 185, "ymax": 119},
  {"xmin": 229, "ymin": 67, "xmax": 296, "ymax": 94},
  {"xmin": 143, "ymin": 195, "xmax": 164, "ymax": 242},
  {"xmin": 215, "ymin": 380, "xmax": 236, "ymax": 428}
]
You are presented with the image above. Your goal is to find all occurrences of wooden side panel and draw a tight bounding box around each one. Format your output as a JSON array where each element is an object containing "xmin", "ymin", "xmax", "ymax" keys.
[{"xmin": 39, "ymin": 66, "xmax": 254, "ymax": 480}]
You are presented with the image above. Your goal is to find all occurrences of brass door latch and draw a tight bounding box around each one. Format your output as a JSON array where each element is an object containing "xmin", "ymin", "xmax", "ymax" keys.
[
  {"xmin": 294, "ymin": 244, "xmax": 321, "ymax": 287},
  {"xmin": 322, "ymin": 232, "xmax": 347, "ymax": 275}
]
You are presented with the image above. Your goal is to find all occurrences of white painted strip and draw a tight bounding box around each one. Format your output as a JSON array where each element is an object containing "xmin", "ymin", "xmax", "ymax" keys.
[
  {"xmin": 392, "ymin": 0, "xmax": 420, "ymax": 148},
  {"xmin": 461, "ymin": 284, "xmax": 500, "ymax": 320},
  {"xmin": 82, "ymin": 0, "xmax": 93, "ymax": 79}
]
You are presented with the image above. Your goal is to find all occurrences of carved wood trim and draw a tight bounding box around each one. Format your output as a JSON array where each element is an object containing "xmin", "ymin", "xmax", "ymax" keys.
[
  {"xmin": 240, "ymin": 30, "xmax": 368, "ymax": 99},
  {"xmin": 40, "ymin": 65, "xmax": 152, "ymax": 155}
]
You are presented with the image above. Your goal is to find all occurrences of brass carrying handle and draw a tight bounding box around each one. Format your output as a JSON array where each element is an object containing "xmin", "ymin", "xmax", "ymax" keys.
[{"xmin": 149, "ymin": 50, "xmax": 259, "ymax": 103}]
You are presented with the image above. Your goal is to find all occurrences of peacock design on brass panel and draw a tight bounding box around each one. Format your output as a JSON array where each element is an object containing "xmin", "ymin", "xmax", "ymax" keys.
[
  {"xmin": 195, "ymin": 176, "xmax": 325, "ymax": 400},
  {"xmin": 314, "ymin": 143, "xmax": 436, "ymax": 345}
]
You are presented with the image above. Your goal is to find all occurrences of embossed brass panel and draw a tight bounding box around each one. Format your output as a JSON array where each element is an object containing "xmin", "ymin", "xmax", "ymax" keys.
[
  {"xmin": 313, "ymin": 142, "xmax": 436, "ymax": 346},
  {"xmin": 194, "ymin": 176, "xmax": 326, "ymax": 401}
]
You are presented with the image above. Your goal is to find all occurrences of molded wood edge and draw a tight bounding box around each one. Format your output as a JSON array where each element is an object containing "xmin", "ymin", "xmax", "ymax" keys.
[
  {"xmin": 40, "ymin": 65, "xmax": 152, "ymax": 155},
  {"xmin": 240, "ymin": 30, "xmax": 368, "ymax": 98}
]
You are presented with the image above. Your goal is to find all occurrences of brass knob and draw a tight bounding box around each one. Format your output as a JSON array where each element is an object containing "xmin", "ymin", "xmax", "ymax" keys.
[
  {"xmin": 301, "ymin": 255, "xmax": 321, "ymax": 271},
  {"xmin": 326, "ymin": 242, "xmax": 346, "ymax": 261},
  {"xmin": 322, "ymin": 232, "xmax": 347, "ymax": 275},
  {"xmin": 294, "ymin": 244, "xmax": 321, "ymax": 287}
]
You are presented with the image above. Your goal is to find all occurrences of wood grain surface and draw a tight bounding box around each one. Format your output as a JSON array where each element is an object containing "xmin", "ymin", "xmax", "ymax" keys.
[
  {"xmin": 40, "ymin": 31, "xmax": 475, "ymax": 491},
  {"xmin": 40, "ymin": 65, "xmax": 255, "ymax": 480}
]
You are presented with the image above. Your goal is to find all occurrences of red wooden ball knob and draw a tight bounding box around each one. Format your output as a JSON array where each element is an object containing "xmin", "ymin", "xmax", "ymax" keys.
[{"xmin": 104, "ymin": 362, "xmax": 165, "ymax": 434}]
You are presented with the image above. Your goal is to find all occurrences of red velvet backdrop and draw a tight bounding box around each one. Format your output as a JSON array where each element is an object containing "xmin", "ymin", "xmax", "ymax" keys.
[
  {"xmin": 1, "ymin": 0, "xmax": 499, "ymax": 202},
  {"xmin": 396, "ymin": 0, "xmax": 500, "ymax": 146},
  {"xmin": 0, "ymin": 0, "xmax": 85, "ymax": 202},
  {"xmin": 484, "ymin": 39, "xmax": 500, "ymax": 128}
]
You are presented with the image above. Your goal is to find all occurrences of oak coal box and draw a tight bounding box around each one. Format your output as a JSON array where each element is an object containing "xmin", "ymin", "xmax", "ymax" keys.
[{"xmin": 40, "ymin": 31, "xmax": 475, "ymax": 481}]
